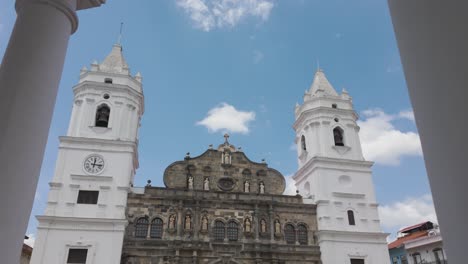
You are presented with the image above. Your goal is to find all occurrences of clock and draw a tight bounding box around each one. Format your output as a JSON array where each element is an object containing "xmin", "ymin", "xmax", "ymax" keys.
[{"xmin": 83, "ymin": 155, "xmax": 105, "ymax": 174}]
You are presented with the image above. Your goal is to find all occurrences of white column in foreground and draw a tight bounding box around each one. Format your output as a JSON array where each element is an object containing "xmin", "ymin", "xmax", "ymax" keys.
[
  {"xmin": 388, "ymin": 1, "xmax": 468, "ymax": 263},
  {"xmin": 0, "ymin": 0, "xmax": 103, "ymax": 262}
]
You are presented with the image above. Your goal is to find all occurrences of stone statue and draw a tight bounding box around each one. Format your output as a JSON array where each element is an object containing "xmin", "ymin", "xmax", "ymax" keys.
[
  {"xmin": 223, "ymin": 151, "xmax": 231, "ymax": 164},
  {"xmin": 260, "ymin": 219, "xmax": 267, "ymax": 233},
  {"xmin": 169, "ymin": 215, "xmax": 176, "ymax": 229},
  {"xmin": 275, "ymin": 220, "xmax": 281, "ymax": 234},
  {"xmin": 204, "ymin": 177, "xmax": 210, "ymax": 191},
  {"xmin": 185, "ymin": 215, "xmax": 191, "ymax": 230},
  {"xmin": 245, "ymin": 218, "xmax": 251, "ymax": 233},
  {"xmin": 188, "ymin": 175, "xmax": 194, "ymax": 190},
  {"xmin": 201, "ymin": 216, "xmax": 208, "ymax": 231},
  {"xmin": 259, "ymin": 182, "xmax": 265, "ymax": 194},
  {"xmin": 244, "ymin": 181, "xmax": 250, "ymax": 193}
]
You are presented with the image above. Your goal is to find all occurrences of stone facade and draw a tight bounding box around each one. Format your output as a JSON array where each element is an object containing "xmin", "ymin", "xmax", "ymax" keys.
[{"xmin": 121, "ymin": 139, "xmax": 321, "ymax": 264}]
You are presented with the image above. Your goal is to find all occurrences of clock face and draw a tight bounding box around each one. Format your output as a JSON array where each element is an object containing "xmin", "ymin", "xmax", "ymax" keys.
[{"xmin": 83, "ymin": 155, "xmax": 105, "ymax": 174}]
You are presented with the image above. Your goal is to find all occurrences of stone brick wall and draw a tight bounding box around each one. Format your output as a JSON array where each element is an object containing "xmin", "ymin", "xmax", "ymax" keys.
[
  {"xmin": 122, "ymin": 188, "xmax": 321, "ymax": 264},
  {"xmin": 163, "ymin": 148, "xmax": 286, "ymax": 195}
]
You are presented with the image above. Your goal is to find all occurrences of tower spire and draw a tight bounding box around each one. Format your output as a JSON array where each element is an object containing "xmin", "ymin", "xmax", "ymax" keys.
[{"xmin": 117, "ymin": 22, "xmax": 124, "ymax": 46}]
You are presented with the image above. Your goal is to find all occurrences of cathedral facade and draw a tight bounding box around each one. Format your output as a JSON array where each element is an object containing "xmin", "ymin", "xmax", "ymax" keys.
[
  {"xmin": 121, "ymin": 137, "xmax": 321, "ymax": 264},
  {"xmin": 30, "ymin": 44, "xmax": 389, "ymax": 264}
]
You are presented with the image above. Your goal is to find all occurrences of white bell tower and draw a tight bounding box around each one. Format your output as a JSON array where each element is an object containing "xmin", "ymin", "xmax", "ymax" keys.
[
  {"xmin": 31, "ymin": 44, "xmax": 144, "ymax": 264},
  {"xmin": 293, "ymin": 69, "xmax": 390, "ymax": 264}
]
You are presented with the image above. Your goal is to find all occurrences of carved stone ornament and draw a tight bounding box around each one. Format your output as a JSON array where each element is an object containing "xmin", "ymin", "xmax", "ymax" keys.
[{"xmin": 218, "ymin": 177, "xmax": 235, "ymax": 191}]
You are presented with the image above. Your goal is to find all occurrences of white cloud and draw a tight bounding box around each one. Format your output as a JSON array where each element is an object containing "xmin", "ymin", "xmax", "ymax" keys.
[
  {"xmin": 24, "ymin": 234, "xmax": 35, "ymax": 248},
  {"xmin": 358, "ymin": 109, "xmax": 422, "ymax": 165},
  {"xmin": 177, "ymin": 0, "xmax": 274, "ymax": 31},
  {"xmin": 379, "ymin": 194, "xmax": 438, "ymax": 231},
  {"xmin": 253, "ymin": 50, "xmax": 264, "ymax": 64},
  {"xmin": 197, "ymin": 103, "xmax": 255, "ymax": 134},
  {"xmin": 283, "ymin": 174, "xmax": 297, "ymax": 195},
  {"xmin": 398, "ymin": 110, "xmax": 415, "ymax": 121}
]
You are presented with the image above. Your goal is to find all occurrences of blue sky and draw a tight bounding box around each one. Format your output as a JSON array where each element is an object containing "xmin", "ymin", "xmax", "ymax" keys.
[{"xmin": 0, "ymin": 0, "xmax": 437, "ymax": 245}]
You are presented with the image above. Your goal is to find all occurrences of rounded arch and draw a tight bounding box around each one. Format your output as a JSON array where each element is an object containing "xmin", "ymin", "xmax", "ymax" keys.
[
  {"xmin": 150, "ymin": 217, "xmax": 164, "ymax": 239},
  {"xmin": 242, "ymin": 168, "xmax": 252, "ymax": 177},
  {"xmin": 227, "ymin": 220, "xmax": 239, "ymax": 241},
  {"xmin": 297, "ymin": 223, "xmax": 308, "ymax": 245},
  {"xmin": 134, "ymin": 217, "xmax": 149, "ymax": 238},
  {"xmin": 95, "ymin": 103, "xmax": 111, "ymax": 128},
  {"xmin": 347, "ymin": 209, "xmax": 356, "ymax": 226},
  {"xmin": 301, "ymin": 135, "xmax": 307, "ymax": 151},
  {"xmin": 203, "ymin": 166, "xmax": 212, "ymax": 177},
  {"xmin": 333, "ymin": 126, "xmax": 345, "ymax": 146},
  {"xmin": 213, "ymin": 219, "xmax": 226, "ymax": 241},
  {"xmin": 284, "ymin": 223, "xmax": 296, "ymax": 244}
]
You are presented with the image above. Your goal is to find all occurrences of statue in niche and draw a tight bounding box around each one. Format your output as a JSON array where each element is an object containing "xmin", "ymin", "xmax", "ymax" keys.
[
  {"xmin": 259, "ymin": 182, "xmax": 265, "ymax": 194},
  {"xmin": 244, "ymin": 218, "xmax": 251, "ymax": 233},
  {"xmin": 187, "ymin": 175, "xmax": 194, "ymax": 190},
  {"xmin": 185, "ymin": 215, "xmax": 191, "ymax": 230},
  {"xmin": 204, "ymin": 177, "xmax": 210, "ymax": 191},
  {"xmin": 169, "ymin": 215, "xmax": 176, "ymax": 229},
  {"xmin": 260, "ymin": 219, "xmax": 267, "ymax": 233},
  {"xmin": 244, "ymin": 181, "xmax": 250, "ymax": 193},
  {"xmin": 223, "ymin": 151, "xmax": 231, "ymax": 164},
  {"xmin": 274, "ymin": 219, "xmax": 281, "ymax": 234},
  {"xmin": 201, "ymin": 216, "xmax": 209, "ymax": 231}
]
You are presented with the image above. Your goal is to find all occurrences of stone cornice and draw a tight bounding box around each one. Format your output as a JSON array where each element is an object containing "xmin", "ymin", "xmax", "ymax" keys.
[
  {"xmin": 293, "ymin": 156, "xmax": 373, "ymax": 182},
  {"xmin": 317, "ymin": 230, "xmax": 389, "ymax": 243},
  {"xmin": 36, "ymin": 215, "xmax": 127, "ymax": 226},
  {"xmin": 59, "ymin": 136, "xmax": 137, "ymax": 149},
  {"xmin": 294, "ymin": 106, "xmax": 358, "ymax": 131}
]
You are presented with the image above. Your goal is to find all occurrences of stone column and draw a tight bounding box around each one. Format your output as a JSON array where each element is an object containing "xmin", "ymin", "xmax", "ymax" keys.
[
  {"xmin": 0, "ymin": 0, "xmax": 103, "ymax": 262},
  {"xmin": 269, "ymin": 204, "xmax": 274, "ymax": 242}
]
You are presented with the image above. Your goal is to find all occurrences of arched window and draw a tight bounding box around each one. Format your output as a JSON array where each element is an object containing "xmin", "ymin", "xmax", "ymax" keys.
[
  {"xmin": 297, "ymin": 224, "xmax": 308, "ymax": 245},
  {"xmin": 347, "ymin": 210, "xmax": 356, "ymax": 226},
  {"xmin": 213, "ymin": 221, "xmax": 225, "ymax": 241},
  {"xmin": 150, "ymin": 218, "xmax": 163, "ymax": 239},
  {"xmin": 333, "ymin": 127, "xmax": 344, "ymax": 146},
  {"xmin": 227, "ymin": 221, "xmax": 239, "ymax": 241},
  {"xmin": 135, "ymin": 217, "xmax": 149, "ymax": 238},
  {"xmin": 95, "ymin": 104, "xmax": 110, "ymax": 128},
  {"xmin": 301, "ymin": 135, "xmax": 307, "ymax": 151},
  {"xmin": 284, "ymin": 224, "xmax": 296, "ymax": 244}
]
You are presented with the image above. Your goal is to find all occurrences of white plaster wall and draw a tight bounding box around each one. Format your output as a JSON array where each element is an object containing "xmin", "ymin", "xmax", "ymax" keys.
[
  {"xmin": 406, "ymin": 242, "xmax": 446, "ymax": 264},
  {"xmin": 67, "ymin": 82, "xmax": 142, "ymax": 141},
  {"xmin": 319, "ymin": 238, "xmax": 391, "ymax": 264},
  {"xmin": 294, "ymin": 84, "xmax": 389, "ymax": 264},
  {"xmin": 44, "ymin": 140, "xmax": 135, "ymax": 219},
  {"xmin": 31, "ymin": 222, "xmax": 126, "ymax": 264},
  {"xmin": 31, "ymin": 67, "xmax": 143, "ymax": 264}
]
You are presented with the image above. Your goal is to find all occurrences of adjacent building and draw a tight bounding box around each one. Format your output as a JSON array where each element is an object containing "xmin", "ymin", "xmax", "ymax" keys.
[{"xmin": 388, "ymin": 221, "xmax": 447, "ymax": 264}]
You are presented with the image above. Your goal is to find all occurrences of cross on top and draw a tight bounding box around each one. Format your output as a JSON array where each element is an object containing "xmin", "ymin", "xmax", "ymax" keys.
[{"xmin": 224, "ymin": 133, "xmax": 230, "ymax": 144}]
